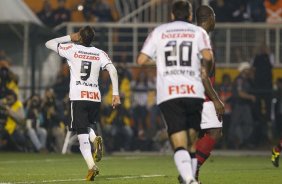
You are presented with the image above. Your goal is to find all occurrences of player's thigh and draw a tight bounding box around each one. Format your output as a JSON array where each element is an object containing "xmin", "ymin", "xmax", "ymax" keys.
[
  {"xmin": 201, "ymin": 101, "xmax": 222, "ymax": 130},
  {"xmin": 71, "ymin": 101, "xmax": 89, "ymax": 130},
  {"xmin": 185, "ymin": 99, "xmax": 203, "ymax": 133},
  {"xmin": 158, "ymin": 99, "xmax": 187, "ymax": 137},
  {"xmin": 88, "ymin": 102, "xmax": 101, "ymax": 124}
]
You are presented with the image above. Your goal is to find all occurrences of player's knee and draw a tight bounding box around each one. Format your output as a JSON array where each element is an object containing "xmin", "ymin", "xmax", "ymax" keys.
[{"xmin": 207, "ymin": 128, "xmax": 222, "ymax": 141}]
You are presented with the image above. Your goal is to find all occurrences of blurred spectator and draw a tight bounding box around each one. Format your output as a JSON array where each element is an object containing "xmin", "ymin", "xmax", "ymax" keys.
[
  {"xmin": 101, "ymin": 65, "xmax": 132, "ymax": 152},
  {"xmin": 131, "ymin": 71, "xmax": 149, "ymax": 134},
  {"xmin": 252, "ymin": 45, "xmax": 274, "ymax": 93},
  {"xmin": 52, "ymin": 0, "xmax": 71, "ymax": 27},
  {"xmin": 92, "ymin": 0, "xmax": 114, "ymax": 22},
  {"xmin": 53, "ymin": 60, "xmax": 70, "ymax": 100},
  {"xmin": 210, "ymin": 0, "xmax": 266, "ymax": 22},
  {"xmin": 253, "ymin": 44, "xmax": 274, "ymax": 124},
  {"xmin": 102, "ymin": 98, "xmax": 133, "ymax": 152},
  {"xmin": 152, "ymin": 126, "xmax": 170, "ymax": 152},
  {"xmin": 0, "ymin": 90, "xmax": 26, "ymax": 151},
  {"xmin": 117, "ymin": 65, "xmax": 132, "ymax": 109},
  {"xmin": 210, "ymin": 0, "xmax": 232, "ymax": 22},
  {"xmin": 0, "ymin": 51, "xmax": 19, "ymax": 96},
  {"xmin": 62, "ymin": 93, "xmax": 71, "ymax": 125},
  {"xmin": 103, "ymin": 65, "xmax": 131, "ymax": 110},
  {"xmin": 264, "ymin": 0, "xmax": 282, "ymax": 24},
  {"xmin": 82, "ymin": 0, "xmax": 96, "ymax": 22},
  {"xmin": 247, "ymin": 0, "xmax": 266, "ymax": 22},
  {"xmin": 84, "ymin": 0, "xmax": 114, "ymax": 22},
  {"xmin": 118, "ymin": 61, "xmax": 132, "ymax": 80},
  {"xmin": 251, "ymin": 44, "xmax": 273, "ymax": 143},
  {"xmin": 274, "ymin": 78, "xmax": 282, "ymax": 138},
  {"xmin": 217, "ymin": 73, "xmax": 233, "ymax": 147},
  {"xmin": 37, "ymin": 0, "xmax": 55, "ymax": 27},
  {"xmin": 0, "ymin": 50, "xmax": 11, "ymax": 66},
  {"xmin": 146, "ymin": 71, "xmax": 160, "ymax": 138},
  {"xmin": 229, "ymin": 0, "xmax": 249, "ymax": 22},
  {"xmin": 0, "ymin": 67, "xmax": 19, "ymax": 96},
  {"xmin": 228, "ymin": 62, "xmax": 256, "ymax": 149},
  {"xmin": 42, "ymin": 88, "xmax": 65, "ymax": 152},
  {"xmin": 233, "ymin": 48, "xmax": 245, "ymax": 64},
  {"xmin": 25, "ymin": 94, "xmax": 47, "ymax": 152}
]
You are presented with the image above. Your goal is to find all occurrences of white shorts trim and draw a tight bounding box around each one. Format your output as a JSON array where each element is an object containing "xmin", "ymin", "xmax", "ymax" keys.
[
  {"xmin": 70, "ymin": 101, "xmax": 73, "ymax": 129},
  {"xmin": 201, "ymin": 101, "xmax": 223, "ymax": 129}
]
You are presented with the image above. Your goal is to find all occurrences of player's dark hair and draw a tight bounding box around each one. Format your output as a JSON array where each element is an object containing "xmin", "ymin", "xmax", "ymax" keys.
[
  {"xmin": 196, "ymin": 5, "xmax": 214, "ymax": 24},
  {"xmin": 172, "ymin": 0, "xmax": 192, "ymax": 21},
  {"xmin": 79, "ymin": 26, "xmax": 95, "ymax": 47}
]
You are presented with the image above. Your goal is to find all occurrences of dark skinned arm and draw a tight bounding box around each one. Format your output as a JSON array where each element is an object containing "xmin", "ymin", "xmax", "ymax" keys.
[{"xmin": 200, "ymin": 50, "xmax": 225, "ymax": 121}]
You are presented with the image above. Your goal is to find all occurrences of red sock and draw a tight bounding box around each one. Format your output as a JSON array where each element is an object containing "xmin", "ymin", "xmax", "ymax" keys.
[{"xmin": 196, "ymin": 134, "xmax": 216, "ymax": 167}]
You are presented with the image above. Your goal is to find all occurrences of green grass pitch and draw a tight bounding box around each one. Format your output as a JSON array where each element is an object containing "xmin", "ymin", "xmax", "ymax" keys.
[{"xmin": 0, "ymin": 152, "xmax": 281, "ymax": 184}]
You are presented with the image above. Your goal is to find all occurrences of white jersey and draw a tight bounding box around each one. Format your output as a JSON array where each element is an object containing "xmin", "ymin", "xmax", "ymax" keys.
[
  {"xmin": 141, "ymin": 21, "xmax": 212, "ymax": 104},
  {"xmin": 57, "ymin": 43, "xmax": 112, "ymax": 102}
]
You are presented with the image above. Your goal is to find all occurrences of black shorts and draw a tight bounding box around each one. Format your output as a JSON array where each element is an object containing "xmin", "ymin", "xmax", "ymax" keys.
[
  {"xmin": 158, "ymin": 98, "xmax": 204, "ymax": 136},
  {"xmin": 69, "ymin": 100, "xmax": 100, "ymax": 132}
]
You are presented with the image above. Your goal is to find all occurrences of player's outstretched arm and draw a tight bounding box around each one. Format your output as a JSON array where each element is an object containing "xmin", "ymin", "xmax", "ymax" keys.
[
  {"xmin": 105, "ymin": 64, "xmax": 121, "ymax": 109},
  {"xmin": 200, "ymin": 50, "xmax": 225, "ymax": 121}
]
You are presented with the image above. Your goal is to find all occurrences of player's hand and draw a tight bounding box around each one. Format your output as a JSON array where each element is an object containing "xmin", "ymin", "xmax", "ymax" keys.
[
  {"xmin": 70, "ymin": 32, "xmax": 80, "ymax": 42},
  {"xmin": 213, "ymin": 99, "xmax": 225, "ymax": 122},
  {"xmin": 112, "ymin": 95, "xmax": 121, "ymax": 109}
]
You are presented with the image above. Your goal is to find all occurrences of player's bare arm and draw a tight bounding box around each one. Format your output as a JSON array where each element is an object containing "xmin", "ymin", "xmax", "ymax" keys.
[
  {"xmin": 105, "ymin": 63, "xmax": 121, "ymax": 109},
  {"xmin": 137, "ymin": 53, "xmax": 155, "ymax": 65},
  {"xmin": 200, "ymin": 49, "xmax": 214, "ymax": 72},
  {"xmin": 200, "ymin": 49, "xmax": 224, "ymax": 121}
]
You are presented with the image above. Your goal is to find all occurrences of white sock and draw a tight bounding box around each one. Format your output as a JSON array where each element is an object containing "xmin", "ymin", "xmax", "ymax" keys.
[
  {"xmin": 78, "ymin": 134, "xmax": 95, "ymax": 170},
  {"xmin": 191, "ymin": 158, "xmax": 197, "ymax": 178},
  {"xmin": 174, "ymin": 149, "xmax": 195, "ymax": 182},
  {"xmin": 89, "ymin": 128, "xmax": 97, "ymax": 143}
]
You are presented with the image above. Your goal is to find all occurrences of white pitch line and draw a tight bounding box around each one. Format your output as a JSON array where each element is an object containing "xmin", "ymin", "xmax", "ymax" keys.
[
  {"xmin": 0, "ymin": 178, "xmax": 85, "ymax": 184},
  {"xmin": 0, "ymin": 157, "xmax": 117, "ymax": 165},
  {"xmin": 0, "ymin": 159, "xmax": 71, "ymax": 164},
  {"xmin": 0, "ymin": 174, "xmax": 166, "ymax": 184},
  {"xmin": 106, "ymin": 174, "xmax": 166, "ymax": 180}
]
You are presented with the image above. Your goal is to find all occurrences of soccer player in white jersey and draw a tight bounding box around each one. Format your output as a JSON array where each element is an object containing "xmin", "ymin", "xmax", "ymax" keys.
[
  {"xmin": 45, "ymin": 26, "xmax": 120, "ymax": 181},
  {"xmin": 137, "ymin": 1, "xmax": 224, "ymax": 184}
]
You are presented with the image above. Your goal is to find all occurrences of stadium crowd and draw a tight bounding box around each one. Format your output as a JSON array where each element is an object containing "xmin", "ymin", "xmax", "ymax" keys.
[
  {"xmin": 1, "ymin": 0, "xmax": 282, "ymax": 153},
  {"xmin": 0, "ymin": 47, "xmax": 282, "ymax": 153},
  {"xmin": 31, "ymin": 0, "xmax": 282, "ymax": 26}
]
